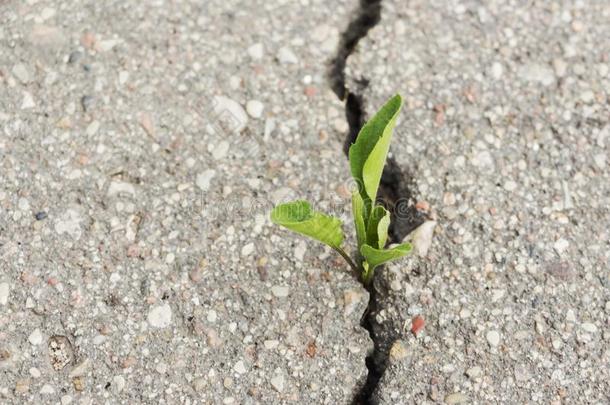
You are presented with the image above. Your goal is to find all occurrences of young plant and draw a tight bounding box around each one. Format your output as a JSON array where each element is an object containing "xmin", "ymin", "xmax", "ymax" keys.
[{"xmin": 270, "ymin": 94, "xmax": 411, "ymax": 285}]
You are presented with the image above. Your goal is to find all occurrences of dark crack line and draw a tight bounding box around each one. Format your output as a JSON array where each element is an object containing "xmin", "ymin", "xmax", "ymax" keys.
[{"xmin": 329, "ymin": 1, "xmax": 425, "ymax": 404}]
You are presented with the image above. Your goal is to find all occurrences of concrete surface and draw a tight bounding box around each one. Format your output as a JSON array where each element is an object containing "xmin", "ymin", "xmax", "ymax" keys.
[
  {"xmin": 0, "ymin": 0, "xmax": 372, "ymax": 404},
  {"xmin": 346, "ymin": 0, "xmax": 609, "ymax": 403}
]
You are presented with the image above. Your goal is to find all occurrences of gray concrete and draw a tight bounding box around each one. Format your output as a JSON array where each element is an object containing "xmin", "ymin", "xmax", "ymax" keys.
[
  {"xmin": 346, "ymin": 0, "xmax": 609, "ymax": 403},
  {"xmin": 0, "ymin": 1, "xmax": 372, "ymax": 404}
]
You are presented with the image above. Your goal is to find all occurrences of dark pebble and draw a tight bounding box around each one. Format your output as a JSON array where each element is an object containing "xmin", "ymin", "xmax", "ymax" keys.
[
  {"xmin": 81, "ymin": 95, "xmax": 94, "ymax": 112},
  {"xmin": 35, "ymin": 211, "xmax": 47, "ymax": 220},
  {"xmin": 68, "ymin": 51, "xmax": 82, "ymax": 64}
]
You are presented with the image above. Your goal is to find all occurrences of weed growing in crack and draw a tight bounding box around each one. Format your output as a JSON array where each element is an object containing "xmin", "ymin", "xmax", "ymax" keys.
[{"xmin": 270, "ymin": 94, "xmax": 410, "ymax": 285}]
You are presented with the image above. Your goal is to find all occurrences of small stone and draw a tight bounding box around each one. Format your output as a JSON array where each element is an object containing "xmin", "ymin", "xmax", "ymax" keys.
[
  {"xmin": 211, "ymin": 96, "xmax": 248, "ymax": 134},
  {"xmin": 61, "ymin": 394, "xmax": 73, "ymax": 404},
  {"xmin": 270, "ymin": 373, "xmax": 285, "ymax": 392},
  {"xmin": 518, "ymin": 63, "xmax": 555, "ymax": 86},
  {"xmin": 196, "ymin": 169, "xmax": 216, "ymax": 191},
  {"xmin": 581, "ymin": 322, "xmax": 597, "ymax": 333},
  {"xmin": 15, "ymin": 379, "xmax": 29, "ymax": 394},
  {"xmin": 22, "ymin": 92, "xmax": 35, "ymax": 109},
  {"xmin": 28, "ymin": 329, "xmax": 43, "ymax": 346},
  {"xmin": 212, "ymin": 141, "xmax": 230, "ymax": 160},
  {"xmin": 29, "ymin": 368, "xmax": 41, "ymax": 378},
  {"xmin": 553, "ymin": 238, "xmax": 569, "ymax": 255},
  {"xmin": 466, "ymin": 366, "xmax": 482, "ymax": 379},
  {"xmin": 138, "ymin": 112, "xmax": 155, "ymax": 137},
  {"xmin": 234, "ymin": 360, "xmax": 246, "ymax": 374},
  {"xmin": 48, "ymin": 335, "xmax": 73, "ymax": 371},
  {"xmin": 277, "ymin": 47, "xmax": 298, "ymax": 64},
  {"xmin": 113, "ymin": 375, "xmax": 126, "ymax": 393},
  {"xmin": 192, "ymin": 377, "xmax": 206, "ymax": 392},
  {"xmin": 445, "ymin": 393, "xmax": 468, "ymax": 404},
  {"xmin": 503, "ymin": 180, "xmax": 517, "ymax": 191},
  {"xmin": 207, "ymin": 310, "xmax": 217, "ymax": 323},
  {"xmin": 241, "ymin": 243, "xmax": 255, "ymax": 257},
  {"xmin": 35, "ymin": 211, "xmax": 48, "ymax": 221},
  {"xmin": 388, "ymin": 340, "xmax": 409, "ymax": 361},
  {"xmin": 490, "ymin": 62, "xmax": 503, "ymax": 79},
  {"xmin": 12, "ymin": 64, "xmax": 31, "ymax": 84},
  {"xmin": 271, "ymin": 286, "xmax": 289, "ymax": 298},
  {"xmin": 147, "ymin": 303, "xmax": 172, "ymax": 328},
  {"xmin": 264, "ymin": 340, "xmax": 279, "ymax": 350},
  {"xmin": 107, "ymin": 181, "xmax": 136, "ymax": 198},
  {"xmin": 246, "ymin": 100, "xmax": 264, "ymax": 119},
  {"xmin": 69, "ymin": 358, "xmax": 90, "ymax": 378},
  {"xmin": 410, "ymin": 315, "xmax": 425, "ymax": 336},
  {"xmin": 247, "ymin": 43, "xmax": 264, "ymax": 60},
  {"xmin": 86, "ymin": 120, "xmax": 100, "ymax": 136},
  {"xmin": 486, "ymin": 330, "xmax": 500, "ymax": 347},
  {"xmin": 40, "ymin": 384, "xmax": 55, "ymax": 395},
  {"xmin": 409, "ymin": 221, "xmax": 437, "ymax": 257},
  {"xmin": 0, "ymin": 282, "xmax": 9, "ymax": 305}
]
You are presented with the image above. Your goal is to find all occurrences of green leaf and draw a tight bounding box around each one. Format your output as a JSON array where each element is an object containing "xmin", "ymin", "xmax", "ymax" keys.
[
  {"xmin": 360, "ymin": 243, "xmax": 412, "ymax": 271},
  {"xmin": 365, "ymin": 205, "xmax": 390, "ymax": 249},
  {"xmin": 270, "ymin": 200, "xmax": 344, "ymax": 249},
  {"xmin": 349, "ymin": 94, "xmax": 403, "ymax": 204},
  {"xmin": 352, "ymin": 190, "xmax": 367, "ymax": 249}
]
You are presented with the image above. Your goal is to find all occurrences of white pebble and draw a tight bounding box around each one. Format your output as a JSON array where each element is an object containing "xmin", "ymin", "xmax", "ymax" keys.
[
  {"xmin": 207, "ymin": 309, "xmax": 217, "ymax": 323},
  {"xmin": 196, "ymin": 169, "xmax": 216, "ymax": 191},
  {"xmin": 490, "ymin": 62, "xmax": 503, "ymax": 79},
  {"xmin": 270, "ymin": 373, "xmax": 285, "ymax": 392},
  {"xmin": 246, "ymin": 100, "xmax": 264, "ymax": 119},
  {"xmin": 409, "ymin": 221, "xmax": 437, "ymax": 257},
  {"xmin": 28, "ymin": 328, "xmax": 43, "ymax": 346},
  {"xmin": 0, "ymin": 282, "xmax": 9, "ymax": 305},
  {"xmin": 21, "ymin": 91, "xmax": 35, "ymax": 109},
  {"xmin": 147, "ymin": 303, "xmax": 172, "ymax": 328},
  {"xmin": 12, "ymin": 64, "xmax": 31, "ymax": 84},
  {"xmin": 271, "ymin": 286, "xmax": 289, "ymax": 298},
  {"xmin": 581, "ymin": 322, "xmax": 597, "ymax": 333},
  {"xmin": 277, "ymin": 47, "xmax": 298, "ymax": 64},
  {"xmin": 247, "ymin": 43, "xmax": 264, "ymax": 60},
  {"xmin": 486, "ymin": 330, "xmax": 501, "ymax": 347},
  {"xmin": 241, "ymin": 243, "xmax": 255, "ymax": 257},
  {"xmin": 553, "ymin": 238, "xmax": 569, "ymax": 255},
  {"xmin": 234, "ymin": 360, "xmax": 246, "ymax": 374}
]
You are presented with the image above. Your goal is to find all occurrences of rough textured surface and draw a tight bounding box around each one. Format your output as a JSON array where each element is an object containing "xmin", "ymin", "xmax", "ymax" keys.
[
  {"xmin": 347, "ymin": 0, "xmax": 610, "ymax": 403},
  {"xmin": 0, "ymin": 0, "xmax": 372, "ymax": 403}
]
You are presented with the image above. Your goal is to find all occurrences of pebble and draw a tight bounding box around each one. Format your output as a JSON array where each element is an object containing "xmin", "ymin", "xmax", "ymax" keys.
[
  {"xmin": 246, "ymin": 100, "xmax": 264, "ymax": 119},
  {"xmin": 196, "ymin": 169, "xmax": 216, "ymax": 192},
  {"xmin": 409, "ymin": 221, "xmax": 437, "ymax": 257},
  {"xmin": 247, "ymin": 43, "xmax": 264, "ymax": 60},
  {"xmin": 234, "ymin": 360, "xmax": 246, "ymax": 374},
  {"xmin": 212, "ymin": 96, "xmax": 248, "ymax": 134},
  {"xmin": 21, "ymin": 91, "xmax": 35, "ymax": 109},
  {"xmin": 207, "ymin": 309, "xmax": 217, "ymax": 323},
  {"xmin": 581, "ymin": 323, "xmax": 597, "ymax": 333},
  {"xmin": 28, "ymin": 329, "xmax": 43, "ymax": 346},
  {"xmin": 490, "ymin": 62, "xmax": 503, "ymax": 79},
  {"xmin": 147, "ymin": 303, "xmax": 172, "ymax": 328},
  {"xmin": 211, "ymin": 141, "xmax": 230, "ymax": 160},
  {"xmin": 107, "ymin": 181, "xmax": 136, "ymax": 198},
  {"xmin": 12, "ymin": 64, "xmax": 31, "ymax": 84},
  {"xmin": 113, "ymin": 375, "xmax": 126, "ymax": 393},
  {"xmin": 445, "ymin": 393, "xmax": 468, "ymax": 404},
  {"xmin": 553, "ymin": 238, "xmax": 569, "ymax": 255},
  {"xmin": 486, "ymin": 330, "xmax": 501, "ymax": 347},
  {"xmin": 0, "ymin": 282, "xmax": 9, "ymax": 305},
  {"xmin": 69, "ymin": 358, "xmax": 90, "ymax": 378},
  {"xmin": 518, "ymin": 63, "xmax": 555, "ymax": 86},
  {"xmin": 271, "ymin": 286, "xmax": 290, "ymax": 298},
  {"xmin": 466, "ymin": 366, "xmax": 482, "ymax": 379},
  {"xmin": 241, "ymin": 243, "xmax": 255, "ymax": 257},
  {"xmin": 277, "ymin": 47, "xmax": 298, "ymax": 64},
  {"xmin": 40, "ymin": 384, "xmax": 55, "ymax": 395},
  {"xmin": 270, "ymin": 373, "xmax": 285, "ymax": 392}
]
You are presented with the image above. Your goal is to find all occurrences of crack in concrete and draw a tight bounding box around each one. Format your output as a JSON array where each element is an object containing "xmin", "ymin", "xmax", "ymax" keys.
[{"xmin": 329, "ymin": 1, "xmax": 425, "ymax": 403}]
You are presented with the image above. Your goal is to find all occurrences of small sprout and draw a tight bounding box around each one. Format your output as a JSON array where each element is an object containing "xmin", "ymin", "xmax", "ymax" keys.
[{"xmin": 270, "ymin": 94, "xmax": 411, "ymax": 285}]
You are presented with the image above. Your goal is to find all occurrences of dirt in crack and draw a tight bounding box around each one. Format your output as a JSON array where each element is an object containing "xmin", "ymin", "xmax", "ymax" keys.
[{"xmin": 329, "ymin": 1, "xmax": 425, "ymax": 403}]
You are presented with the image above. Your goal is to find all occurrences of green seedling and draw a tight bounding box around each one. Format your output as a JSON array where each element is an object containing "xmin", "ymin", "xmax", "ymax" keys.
[{"xmin": 270, "ymin": 94, "xmax": 411, "ymax": 285}]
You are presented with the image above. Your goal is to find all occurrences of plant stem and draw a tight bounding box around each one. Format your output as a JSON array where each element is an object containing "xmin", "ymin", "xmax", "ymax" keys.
[{"xmin": 333, "ymin": 246, "xmax": 360, "ymax": 276}]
